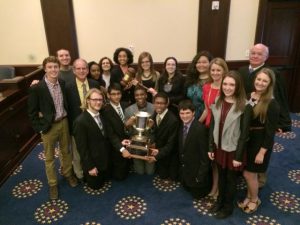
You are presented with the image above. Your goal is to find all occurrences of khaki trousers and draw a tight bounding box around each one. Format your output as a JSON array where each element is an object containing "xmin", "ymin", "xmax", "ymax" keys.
[
  {"xmin": 71, "ymin": 136, "xmax": 83, "ymax": 179},
  {"xmin": 41, "ymin": 118, "xmax": 72, "ymax": 186}
]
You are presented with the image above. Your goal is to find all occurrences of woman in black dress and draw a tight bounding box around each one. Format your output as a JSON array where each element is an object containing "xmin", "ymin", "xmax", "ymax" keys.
[
  {"xmin": 157, "ymin": 57, "xmax": 185, "ymax": 116},
  {"xmin": 110, "ymin": 47, "xmax": 135, "ymax": 104},
  {"xmin": 135, "ymin": 51, "xmax": 160, "ymax": 102},
  {"xmin": 238, "ymin": 68, "xmax": 280, "ymax": 214}
]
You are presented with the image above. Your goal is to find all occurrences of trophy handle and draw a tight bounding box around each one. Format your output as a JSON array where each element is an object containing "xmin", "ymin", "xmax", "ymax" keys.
[{"xmin": 146, "ymin": 118, "xmax": 154, "ymax": 130}]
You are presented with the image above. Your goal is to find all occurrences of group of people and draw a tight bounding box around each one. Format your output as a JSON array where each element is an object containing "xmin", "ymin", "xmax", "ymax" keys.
[{"xmin": 27, "ymin": 43, "xmax": 291, "ymax": 220}]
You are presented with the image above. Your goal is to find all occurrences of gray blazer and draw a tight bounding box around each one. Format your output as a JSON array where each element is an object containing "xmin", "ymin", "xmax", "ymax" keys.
[
  {"xmin": 209, "ymin": 100, "xmax": 251, "ymax": 161},
  {"xmin": 211, "ymin": 102, "xmax": 242, "ymax": 152}
]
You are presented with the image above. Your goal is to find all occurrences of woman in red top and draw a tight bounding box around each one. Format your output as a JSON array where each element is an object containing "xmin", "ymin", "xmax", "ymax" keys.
[{"xmin": 200, "ymin": 58, "xmax": 228, "ymax": 199}]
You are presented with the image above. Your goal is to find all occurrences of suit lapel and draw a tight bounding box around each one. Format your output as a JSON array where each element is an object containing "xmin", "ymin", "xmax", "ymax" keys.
[{"xmin": 40, "ymin": 80, "xmax": 55, "ymax": 109}]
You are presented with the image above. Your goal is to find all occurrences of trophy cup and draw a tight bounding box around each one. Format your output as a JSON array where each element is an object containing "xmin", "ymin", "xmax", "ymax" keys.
[{"xmin": 127, "ymin": 111, "xmax": 153, "ymax": 159}]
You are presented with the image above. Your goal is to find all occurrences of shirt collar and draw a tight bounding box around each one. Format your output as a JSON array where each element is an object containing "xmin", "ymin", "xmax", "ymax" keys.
[
  {"xmin": 157, "ymin": 108, "xmax": 168, "ymax": 120},
  {"xmin": 249, "ymin": 63, "xmax": 265, "ymax": 71},
  {"xmin": 87, "ymin": 109, "xmax": 99, "ymax": 117},
  {"xmin": 45, "ymin": 76, "xmax": 59, "ymax": 86}
]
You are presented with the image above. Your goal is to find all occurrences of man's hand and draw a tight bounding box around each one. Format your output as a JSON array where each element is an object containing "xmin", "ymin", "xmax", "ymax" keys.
[
  {"xmin": 88, "ymin": 167, "xmax": 98, "ymax": 176},
  {"xmin": 121, "ymin": 139, "xmax": 131, "ymax": 146},
  {"xmin": 122, "ymin": 149, "xmax": 132, "ymax": 158}
]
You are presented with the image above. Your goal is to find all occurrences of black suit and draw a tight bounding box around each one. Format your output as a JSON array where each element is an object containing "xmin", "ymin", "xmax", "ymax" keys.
[
  {"xmin": 28, "ymin": 78, "xmax": 68, "ymax": 133},
  {"xmin": 151, "ymin": 110, "xmax": 179, "ymax": 180},
  {"xmin": 238, "ymin": 65, "xmax": 291, "ymax": 131},
  {"xmin": 102, "ymin": 103, "xmax": 130, "ymax": 180},
  {"xmin": 178, "ymin": 120, "xmax": 211, "ymax": 198},
  {"xmin": 65, "ymin": 78, "xmax": 99, "ymax": 134},
  {"xmin": 73, "ymin": 111, "xmax": 110, "ymax": 189}
]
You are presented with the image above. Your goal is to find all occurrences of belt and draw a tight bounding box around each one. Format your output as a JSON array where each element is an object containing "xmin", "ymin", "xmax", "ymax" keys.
[
  {"xmin": 250, "ymin": 126, "xmax": 264, "ymax": 130},
  {"xmin": 54, "ymin": 116, "xmax": 66, "ymax": 123}
]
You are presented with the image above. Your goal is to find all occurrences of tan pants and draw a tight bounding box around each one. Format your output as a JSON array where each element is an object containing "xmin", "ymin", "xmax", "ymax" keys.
[
  {"xmin": 42, "ymin": 118, "xmax": 73, "ymax": 186},
  {"xmin": 71, "ymin": 136, "xmax": 83, "ymax": 179}
]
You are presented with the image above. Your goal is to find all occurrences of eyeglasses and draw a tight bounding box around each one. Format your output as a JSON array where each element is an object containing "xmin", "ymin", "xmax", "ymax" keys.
[{"xmin": 89, "ymin": 98, "xmax": 103, "ymax": 102}]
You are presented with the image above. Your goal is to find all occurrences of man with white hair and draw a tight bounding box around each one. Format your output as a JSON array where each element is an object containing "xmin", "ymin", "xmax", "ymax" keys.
[{"xmin": 239, "ymin": 43, "xmax": 291, "ymax": 132}]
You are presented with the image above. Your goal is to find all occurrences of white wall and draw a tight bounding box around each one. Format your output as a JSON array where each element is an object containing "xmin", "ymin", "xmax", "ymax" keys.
[
  {"xmin": 0, "ymin": 0, "xmax": 260, "ymax": 64},
  {"xmin": 226, "ymin": 0, "xmax": 259, "ymax": 60},
  {"xmin": 73, "ymin": 0, "xmax": 199, "ymax": 63},
  {"xmin": 0, "ymin": 0, "xmax": 48, "ymax": 64}
]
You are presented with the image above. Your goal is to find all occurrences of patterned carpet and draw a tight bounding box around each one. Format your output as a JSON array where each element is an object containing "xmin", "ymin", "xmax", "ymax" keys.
[{"xmin": 0, "ymin": 114, "xmax": 300, "ymax": 225}]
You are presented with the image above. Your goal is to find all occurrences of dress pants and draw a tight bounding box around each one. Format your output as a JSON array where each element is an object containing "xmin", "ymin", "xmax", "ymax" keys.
[
  {"xmin": 42, "ymin": 118, "xmax": 73, "ymax": 186},
  {"xmin": 71, "ymin": 136, "xmax": 84, "ymax": 179}
]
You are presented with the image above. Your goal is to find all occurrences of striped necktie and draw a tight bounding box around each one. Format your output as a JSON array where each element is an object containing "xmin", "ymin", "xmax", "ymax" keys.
[
  {"xmin": 94, "ymin": 115, "xmax": 104, "ymax": 135},
  {"xmin": 117, "ymin": 106, "xmax": 125, "ymax": 123}
]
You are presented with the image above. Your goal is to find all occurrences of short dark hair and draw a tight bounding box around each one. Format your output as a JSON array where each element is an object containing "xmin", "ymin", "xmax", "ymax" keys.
[
  {"xmin": 42, "ymin": 56, "xmax": 59, "ymax": 69},
  {"xmin": 153, "ymin": 92, "xmax": 169, "ymax": 103},
  {"xmin": 107, "ymin": 83, "xmax": 122, "ymax": 94},
  {"xmin": 134, "ymin": 85, "xmax": 147, "ymax": 94},
  {"xmin": 178, "ymin": 99, "xmax": 195, "ymax": 112},
  {"xmin": 113, "ymin": 47, "xmax": 134, "ymax": 65}
]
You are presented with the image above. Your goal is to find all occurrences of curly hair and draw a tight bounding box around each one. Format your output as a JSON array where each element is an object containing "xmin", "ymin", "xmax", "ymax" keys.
[{"xmin": 113, "ymin": 47, "xmax": 134, "ymax": 65}]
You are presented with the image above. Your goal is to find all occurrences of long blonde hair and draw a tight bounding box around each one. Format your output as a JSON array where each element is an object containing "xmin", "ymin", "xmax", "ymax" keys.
[{"xmin": 253, "ymin": 68, "xmax": 276, "ymax": 123}]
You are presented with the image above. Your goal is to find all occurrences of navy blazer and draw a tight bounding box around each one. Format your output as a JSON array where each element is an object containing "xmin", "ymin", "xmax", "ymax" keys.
[{"xmin": 28, "ymin": 78, "xmax": 68, "ymax": 133}]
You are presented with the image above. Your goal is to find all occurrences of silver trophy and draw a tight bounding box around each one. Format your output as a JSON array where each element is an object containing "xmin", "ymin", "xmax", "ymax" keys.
[{"xmin": 128, "ymin": 111, "xmax": 153, "ymax": 157}]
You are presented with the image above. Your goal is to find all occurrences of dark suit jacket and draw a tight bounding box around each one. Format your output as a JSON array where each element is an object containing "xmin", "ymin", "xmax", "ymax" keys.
[
  {"xmin": 178, "ymin": 120, "xmax": 210, "ymax": 188},
  {"xmin": 238, "ymin": 65, "xmax": 291, "ymax": 131},
  {"xmin": 73, "ymin": 111, "xmax": 110, "ymax": 172},
  {"xmin": 65, "ymin": 78, "xmax": 99, "ymax": 134},
  {"xmin": 151, "ymin": 110, "xmax": 179, "ymax": 160},
  {"xmin": 102, "ymin": 103, "xmax": 129, "ymax": 152},
  {"xmin": 28, "ymin": 78, "xmax": 68, "ymax": 133}
]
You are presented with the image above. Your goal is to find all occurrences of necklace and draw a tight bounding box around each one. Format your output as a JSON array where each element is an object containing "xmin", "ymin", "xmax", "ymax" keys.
[{"xmin": 142, "ymin": 72, "xmax": 152, "ymax": 79}]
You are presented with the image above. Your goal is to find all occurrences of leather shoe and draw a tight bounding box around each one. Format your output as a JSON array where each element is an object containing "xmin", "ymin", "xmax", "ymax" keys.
[
  {"xmin": 208, "ymin": 203, "xmax": 223, "ymax": 213},
  {"xmin": 214, "ymin": 208, "xmax": 232, "ymax": 219},
  {"xmin": 66, "ymin": 175, "xmax": 78, "ymax": 187},
  {"xmin": 49, "ymin": 185, "xmax": 58, "ymax": 200}
]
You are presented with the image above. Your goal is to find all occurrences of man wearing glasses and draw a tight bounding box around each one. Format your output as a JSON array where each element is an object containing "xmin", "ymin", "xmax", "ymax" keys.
[{"xmin": 73, "ymin": 88, "xmax": 110, "ymax": 189}]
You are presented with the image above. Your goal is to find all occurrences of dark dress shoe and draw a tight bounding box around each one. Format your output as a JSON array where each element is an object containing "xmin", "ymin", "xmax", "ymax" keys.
[
  {"xmin": 208, "ymin": 203, "xmax": 223, "ymax": 213},
  {"xmin": 214, "ymin": 208, "xmax": 233, "ymax": 219}
]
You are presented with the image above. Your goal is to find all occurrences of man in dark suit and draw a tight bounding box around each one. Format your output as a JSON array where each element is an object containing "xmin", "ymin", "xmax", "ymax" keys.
[
  {"xmin": 238, "ymin": 43, "xmax": 292, "ymax": 188},
  {"xmin": 73, "ymin": 88, "xmax": 110, "ymax": 189},
  {"xmin": 238, "ymin": 43, "xmax": 291, "ymax": 132},
  {"xmin": 28, "ymin": 56, "xmax": 78, "ymax": 200},
  {"xmin": 102, "ymin": 83, "xmax": 130, "ymax": 180},
  {"xmin": 65, "ymin": 58, "xmax": 99, "ymax": 181},
  {"xmin": 147, "ymin": 92, "xmax": 179, "ymax": 180},
  {"xmin": 177, "ymin": 99, "xmax": 211, "ymax": 199}
]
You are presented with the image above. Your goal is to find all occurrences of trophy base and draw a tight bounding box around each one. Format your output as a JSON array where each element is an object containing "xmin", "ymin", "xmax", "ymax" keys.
[{"xmin": 127, "ymin": 138, "xmax": 150, "ymax": 157}]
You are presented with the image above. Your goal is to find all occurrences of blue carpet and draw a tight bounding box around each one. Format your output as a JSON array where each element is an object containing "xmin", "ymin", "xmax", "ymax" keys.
[{"xmin": 1, "ymin": 114, "xmax": 300, "ymax": 225}]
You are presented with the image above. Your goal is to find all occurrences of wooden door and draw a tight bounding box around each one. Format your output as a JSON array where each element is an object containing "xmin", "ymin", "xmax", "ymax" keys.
[{"xmin": 256, "ymin": 0, "xmax": 300, "ymax": 112}]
